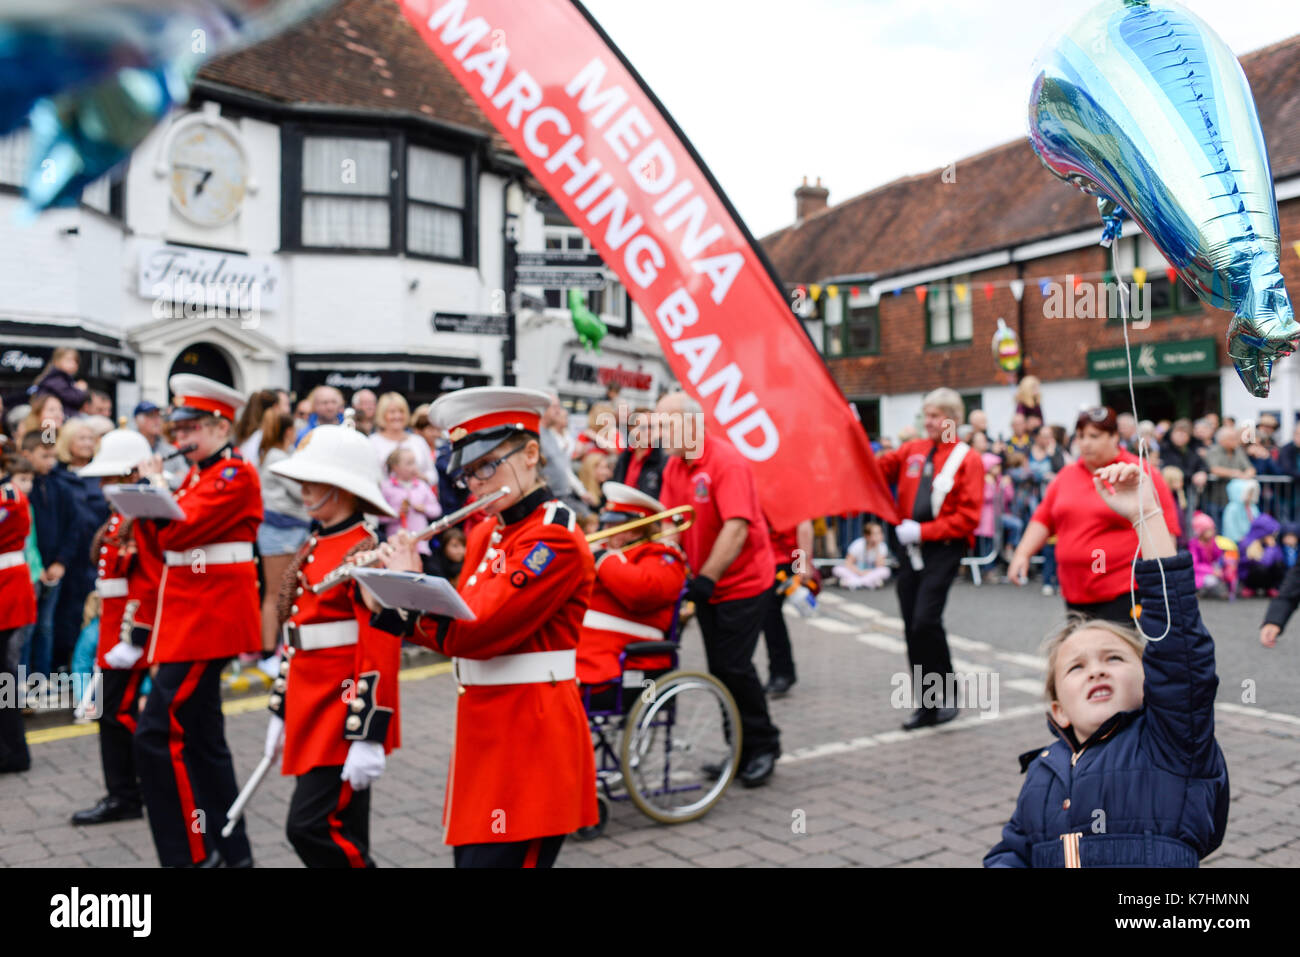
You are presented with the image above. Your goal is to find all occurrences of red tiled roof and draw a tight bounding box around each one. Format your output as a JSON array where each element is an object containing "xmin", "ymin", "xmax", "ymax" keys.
[
  {"xmin": 761, "ymin": 33, "xmax": 1300, "ymax": 284},
  {"xmin": 197, "ymin": 0, "xmax": 514, "ymax": 155}
]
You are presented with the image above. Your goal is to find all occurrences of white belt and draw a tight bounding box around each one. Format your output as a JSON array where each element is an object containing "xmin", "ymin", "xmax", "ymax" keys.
[
  {"xmin": 284, "ymin": 620, "xmax": 359, "ymax": 651},
  {"xmin": 96, "ymin": 578, "xmax": 128, "ymax": 598},
  {"xmin": 164, "ymin": 541, "xmax": 254, "ymax": 566},
  {"xmin": 582, "ymin": 609, "xmax": 665, "ymax": 641},
  {"xmin": 0, "ymin": 550, "xmax": 26, "ymax": 571},
  {"xmin": 453, "ymin": 649, "xmax": 577, "ymax": 687}
]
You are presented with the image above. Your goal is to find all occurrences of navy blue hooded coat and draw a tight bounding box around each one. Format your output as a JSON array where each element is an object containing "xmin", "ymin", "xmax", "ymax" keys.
[{"xmin": 984, "ymin": 552, "xmax": 1229, "ymax": 867}]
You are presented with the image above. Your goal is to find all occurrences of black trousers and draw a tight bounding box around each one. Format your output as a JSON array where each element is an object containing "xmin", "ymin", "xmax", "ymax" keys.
[
  {"xmin": 134, "ymin": 659, "xmax": 251, "ymax": 867},
  {"xmin": 454, "ymin": 835, "xmax": 565, "ymax": 868},
  {"xmin": 695, "ymin": 594, "xmax": 781, "ymax": 760},
  {"xmin": 1066, "ymin": 594, "xmax": 1136, "ymax": 625},
  {"xmin": 760, "ymin": 564, "xmax": 795, "ymax": 681},
  {"xmin": 0, "ymin": 628, "xmax": 30, "ymax": 773},
  {"xmin": 286, "ymin": 765, "xmax": 374, "ymax": 868},
  {"xmin": 894, "ymin": 540, "xmax": 963, "ymax": 709},
  {"xmin": 98, "ymin": 668, "xmax": 146, "ymax": 804}
]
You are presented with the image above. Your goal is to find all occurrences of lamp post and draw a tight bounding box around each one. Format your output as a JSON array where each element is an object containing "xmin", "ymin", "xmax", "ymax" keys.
[{"xmin": 502, "ymin": 180, "xmax": 524, "ymax": 387}]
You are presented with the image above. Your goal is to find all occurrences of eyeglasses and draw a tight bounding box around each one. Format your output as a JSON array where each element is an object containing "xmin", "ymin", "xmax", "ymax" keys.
[{"xmin": 453, "ymin": 444, "xmax": 524, "ymax": 489}]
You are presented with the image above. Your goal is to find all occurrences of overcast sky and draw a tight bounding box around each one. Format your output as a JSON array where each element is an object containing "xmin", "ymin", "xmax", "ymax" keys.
[{"xmin": 582, "ymin": 0, "xmax": 1300, "ymax": 239}]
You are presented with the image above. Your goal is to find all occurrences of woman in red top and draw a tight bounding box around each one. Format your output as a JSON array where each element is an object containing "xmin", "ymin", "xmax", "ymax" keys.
[{"xmin": 1008, "ymin": 406, "xmax": 1182, "ymax": 622}]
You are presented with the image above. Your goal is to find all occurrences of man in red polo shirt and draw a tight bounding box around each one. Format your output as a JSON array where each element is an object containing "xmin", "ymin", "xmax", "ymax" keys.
[{"xmin": 656, "ymin": 391, "xmax": 780, "ymax": 787}]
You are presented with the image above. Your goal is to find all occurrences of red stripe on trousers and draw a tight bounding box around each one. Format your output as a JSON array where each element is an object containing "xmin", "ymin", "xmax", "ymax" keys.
[
  {"xmin": 168, "ymin": 662, "xmax": 208, "ymax": 864},
  {"xmin": 328, "ymin": 781, "xmax": 366, "ymax": 868},
  {"xmin": 522, "ymin": 838, "xmax": 541, "ymax": 869},
  {"xmin": 117, "ymin": 671, "xmax": 142, "ymax": 735}
]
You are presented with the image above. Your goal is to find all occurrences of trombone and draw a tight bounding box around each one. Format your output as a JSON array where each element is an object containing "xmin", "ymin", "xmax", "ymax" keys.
[{"xmin": 585, "ymin": 504, "xmax": 694, "ymax": 546}]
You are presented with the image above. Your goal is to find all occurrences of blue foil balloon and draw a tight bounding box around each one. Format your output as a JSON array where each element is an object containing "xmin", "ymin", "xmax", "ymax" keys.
[{"xmin": 1029, "ymin": 0, "xmax": 1298, "ymax": 397}]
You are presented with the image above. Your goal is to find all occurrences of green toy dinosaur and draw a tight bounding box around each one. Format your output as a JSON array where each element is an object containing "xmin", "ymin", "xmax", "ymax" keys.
[{"xmin": 568, "ymin": 288, "xmax": 607, "ymax": 352}]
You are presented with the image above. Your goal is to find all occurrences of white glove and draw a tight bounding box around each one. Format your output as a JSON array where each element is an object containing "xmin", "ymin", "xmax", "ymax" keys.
[
  {"xmin": 104, "ymin": 642, "xmax": 144, "ymax": 669},
  {"xmin": 341, "ymin": 741, "xmax": 386, "ymax": 790},
  {"xmin": 264, "ymin": 714, "xmax": 285, "ymax": 760},
  {"xmin": 895, "ymin": 519, "xmax": 922, "ymax": 546}
]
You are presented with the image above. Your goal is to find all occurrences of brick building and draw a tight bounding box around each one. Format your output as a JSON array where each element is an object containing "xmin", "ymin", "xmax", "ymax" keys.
[{"xmin": 761, "ymin": 35, "xmax": 1300, "ymax": 441}]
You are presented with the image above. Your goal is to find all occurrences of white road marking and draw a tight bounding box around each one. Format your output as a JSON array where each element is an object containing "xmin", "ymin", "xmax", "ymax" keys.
[
  {"xmin": 816, "ymin": 590, "xmax": 845, "ymax": 606},
  {"xmin": 808, "ymin": 617, "xmax": 862, "ymax": 634},
  {"xmin": 840, "ymin": 603, "xmax": 885, "ymax": 620},
  {"xmin": 1216, "ymin": 702, "xmax": 1300, "ymax": 729},
  {"xmin": 948, "ymin": 634, "xmax": 993, "ymax": 653},
  {"xmin": 778, "ymin": 704, "xmax": 1044, "ymax": 765}
]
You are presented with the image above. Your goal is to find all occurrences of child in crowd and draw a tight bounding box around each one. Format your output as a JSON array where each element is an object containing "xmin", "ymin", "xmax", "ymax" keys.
[
  {"xmin": 70, "ymin": 593, "xmax": 101, "ymax": 723},
  {"xmin": 831, "ymin": 522, "xmax": 891, "ymax": 590},
  {"xmin": 1189, "ymin": 512, "xmax": 1229, "ymax": 600},
  {"xmin": 1239, "ymin": 513, "xmax": 1285, "ymax": 597},
  {"xmin": 380, "ymin": 447, "xmax": 441, "ymax": 557},
  {"xmin": 986, "ymin": 462, "xmax": 1228, "ymax": 867},
  {"xmin": 1221, "ymin": 478, "xmax": 1258, "ymax": 544},
  {"xmin": 1281, "ymin": 523, "xmax": 1300, "ymax": 569},
  {"xmin": 424, "ymin": 526, "xmax": 466, "ymax": 585}
]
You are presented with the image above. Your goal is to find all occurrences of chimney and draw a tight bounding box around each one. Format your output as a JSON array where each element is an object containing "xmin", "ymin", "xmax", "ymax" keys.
[{"xmin": 795, "ymin": 175, "xmax": 829, "ymax": 224}]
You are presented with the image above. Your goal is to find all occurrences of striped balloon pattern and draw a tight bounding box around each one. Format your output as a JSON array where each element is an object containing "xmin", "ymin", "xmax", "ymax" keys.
[{"xmin": 1029, "ymin": 0, "xmax": 1298, "ymax": 397}]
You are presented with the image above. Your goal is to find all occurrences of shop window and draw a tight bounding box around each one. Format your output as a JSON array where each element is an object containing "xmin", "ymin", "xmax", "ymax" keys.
[{"xmin": 825, "ymin": 297, "xmax": 879, "ymax": 356}]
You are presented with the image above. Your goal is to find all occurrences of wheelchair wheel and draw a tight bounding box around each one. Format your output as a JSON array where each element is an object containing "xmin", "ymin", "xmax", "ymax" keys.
[
  {"xmin": 574, "ymin": 794, "xmax": 609, "ymax": 841},
  {"xmin": 619, "ymin": 670, "xmax": 740, "ymax": 824}
]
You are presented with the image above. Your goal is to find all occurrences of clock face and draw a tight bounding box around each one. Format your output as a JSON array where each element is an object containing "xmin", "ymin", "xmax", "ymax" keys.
[{"xmin": 169, "ymin": 122, "xmax": 248, "ymax": 227}]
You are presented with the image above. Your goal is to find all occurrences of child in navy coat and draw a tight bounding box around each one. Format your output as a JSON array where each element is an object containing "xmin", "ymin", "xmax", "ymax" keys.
[{"xmin": 985, "ymin": 462, "xmax": 1228, "ymax": 867}]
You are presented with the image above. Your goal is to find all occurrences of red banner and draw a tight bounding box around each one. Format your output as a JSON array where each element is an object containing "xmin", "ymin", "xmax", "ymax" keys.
[{"xmin": 397, "ymin": 0, "xmax": 899, "ymax": 528}]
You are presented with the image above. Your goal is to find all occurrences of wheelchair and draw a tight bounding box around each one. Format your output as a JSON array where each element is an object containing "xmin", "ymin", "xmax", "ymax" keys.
[{"xmin": 576, "ymin": 589, "xmax": 741, "ymax": 839}]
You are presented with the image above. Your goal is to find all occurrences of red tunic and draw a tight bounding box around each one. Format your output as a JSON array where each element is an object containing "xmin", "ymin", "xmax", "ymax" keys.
[
  {"xmin": 144, "ymin": 447, "xmax": 262, "ymax": 664},
  {"xmin": 408, "ymin": 488, "xmax": 597, "ymax": 846},
  {"xmin": 0, "ymin": 481, "xmax": 36, "ymax": 632},
  {"xmin": 577, "ymin": 540, "xmax": 686, "ymax": 685},
  {"xmin": 91, "ymin": 513, "xmax": 156, "ymax": 670},
  {"xmin": 660, "ymin": 436, "xmax": 775, "ymax": 602},
  {"xmin": 876, "ymin": 438, "xmax": 984, "ymax": 543},
  {"xmin": 271, "ymin": 516, "xmax": 401, "ymax": 777}
]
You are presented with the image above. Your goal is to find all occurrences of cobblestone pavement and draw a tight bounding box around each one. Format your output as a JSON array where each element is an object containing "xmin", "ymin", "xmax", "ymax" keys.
[{"xmin": 4, "ymin": 584, "xmax": 1300, "ymax": 868}]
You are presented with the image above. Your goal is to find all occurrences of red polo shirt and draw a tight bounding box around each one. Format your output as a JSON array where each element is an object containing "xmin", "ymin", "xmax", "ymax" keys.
[
  {"xmin": 661, "ymin": 436, "xmax": 774, "ymax": 602},
  {"xmin": 1032, "ymin": 450, "xmax": 1183, "ymax": 604}
]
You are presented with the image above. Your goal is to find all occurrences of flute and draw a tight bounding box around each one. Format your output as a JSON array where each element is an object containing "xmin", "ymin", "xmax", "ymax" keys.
[{"xmin": 311, "ymin": 485, "xmax": 512, "ymax": 594}]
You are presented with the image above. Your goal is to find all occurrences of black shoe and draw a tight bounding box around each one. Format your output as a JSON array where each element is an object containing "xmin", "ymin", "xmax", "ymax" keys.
[
  {"xmin": 765, "ymin": 674, "xmax": 796, "ymax": 697},
  {"xmin": 71, "ymin": 796, "xmax": 143, "ymax": 826},
  {"xmin": 738, "ymin": 750, "xmax": 779, "ymax": 788},
  {"xmin": 224, "ymin": 855, "xmax": 254, "ymax": 868},
  {"xmin": 196, "ymin": 848, "xmax": 223, "ymax": 868},
  {"xmin": 901, "ymin": 707, "xmax": 960, "ymax": 731},
  {"xmin": 700, "ymin": 759, "xmax": 728, "ymax": 778}
]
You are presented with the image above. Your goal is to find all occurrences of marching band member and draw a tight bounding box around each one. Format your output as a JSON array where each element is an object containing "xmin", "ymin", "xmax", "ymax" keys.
[
  {"xmin": 262, "ymin": 424, "xmax": 401, "ymax": 868},
  {"xmin": 368, "ymin": 387, "xmax": 597, "ymax": 868},
  {"xmin": 577, "ymin": 481, "xmax": 686, "ymax": 707},
  {"xmin": 0, "ymin": 461, "xmax": 37, "ymax": 775},
  {"xmin": 70, "ymin": 430, "xmax": 159, "ymax": 826},
  {"xmin": 133, "ymin": 375, "xmax": 262, "ymax": 868}
]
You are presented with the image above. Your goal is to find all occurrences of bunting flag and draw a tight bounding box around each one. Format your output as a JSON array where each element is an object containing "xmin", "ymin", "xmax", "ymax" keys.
[
  {"xmin": 983, "ymin": 281, "xmax": 995, "ymax": 300},
  {"xmin": 810, "ymin": 283, "xmax": 822, "ymax": 301},
  {"xmin": 850, "ymin": 286, "xmax": 860, "ymax": 297},
  {"xmin": 1165, "ymin": 266, "xmax": 1178, "ymax": 283},
  {"xmin": 954, "ymin": 283, "xmax": 968, "ymax": 302},
  {"xmin": 915, "ymin": 286, "xmax": 929, "ymax": 302},
  {"xmin": 826, "ymin": 284, "xmax": 838, "ymax": 298},
  {"xmin": 1009, "ymin": 278, "xmax": 1025, "ymax": 301},
  {"xmin": 1133, "ymin": 266, "xmax": 1148, "ymax": 288},
  {"xmin": 399, "ymin": 0, "xmax": 899, "ymax": 527}
]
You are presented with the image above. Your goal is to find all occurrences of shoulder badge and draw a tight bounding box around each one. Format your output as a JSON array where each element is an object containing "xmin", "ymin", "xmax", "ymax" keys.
[
  {"xmin": 543, "ymin": 500, "xmax": 576, "ymax": 533},
  {"xmin": 522, "ymin": 542, "xmax": 555, "ymax": 577},
  {"xmin": 1, "ymin": 483, "xmax": 17, "ymax": 503}
]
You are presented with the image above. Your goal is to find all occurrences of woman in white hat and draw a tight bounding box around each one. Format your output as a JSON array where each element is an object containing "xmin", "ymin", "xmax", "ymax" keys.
[
  {"xmin": 69, "ymin": 430, "xmax": 161, "ymax": 827},
  {"xmin": 263, "ymin": 424, "xmax": 401, "ymax": 868}
]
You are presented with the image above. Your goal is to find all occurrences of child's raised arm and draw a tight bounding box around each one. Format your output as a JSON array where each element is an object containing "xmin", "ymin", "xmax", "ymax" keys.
[{"xmin": 1094, "ymin": 463, "xmax": 1218, "ymax": 776}]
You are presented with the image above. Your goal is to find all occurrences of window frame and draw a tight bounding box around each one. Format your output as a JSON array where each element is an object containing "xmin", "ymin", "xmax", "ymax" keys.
[
  {"xmin": 825, "ymin": 296, "xmax": 881, "ymax": 357},
  {"xmin": 280, "ymin": 122, "xmax": 478, "ymax": 266},
  {"xmin": 1111, "ymin": 236, "xmax": 1201, "ymax": 322},
  {"xmin": 924, "ymin": 277, "xmax": 973, "ymax": 349}
]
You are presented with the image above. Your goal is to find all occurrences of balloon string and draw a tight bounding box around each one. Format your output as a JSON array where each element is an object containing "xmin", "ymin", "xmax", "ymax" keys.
[{"xmin": 1112, "ymin": 243, "xmax": 1172, "ymax": 641}]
